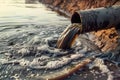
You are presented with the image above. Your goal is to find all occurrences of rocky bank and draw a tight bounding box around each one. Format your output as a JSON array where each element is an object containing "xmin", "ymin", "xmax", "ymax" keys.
[{"xmin": 39, "ymin": 0, "xmax": 120, "ymax": 52}]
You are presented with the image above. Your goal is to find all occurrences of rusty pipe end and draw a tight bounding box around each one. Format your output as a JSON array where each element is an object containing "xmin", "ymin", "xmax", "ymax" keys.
[{"xmin": 71, "ymin": 6, "xmax": 120, "ymax": 33}]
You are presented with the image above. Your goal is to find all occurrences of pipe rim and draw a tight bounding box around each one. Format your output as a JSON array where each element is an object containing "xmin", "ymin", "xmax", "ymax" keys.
[{"xmin": 71, "ymin": 12, "xmax": 81, "ymax": 23}]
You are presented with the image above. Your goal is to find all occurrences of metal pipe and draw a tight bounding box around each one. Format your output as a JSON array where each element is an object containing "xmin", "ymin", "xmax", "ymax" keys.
[
  {"xmin": 71, "ymin": 5, "xmax": 120, "ymax": 33},
  {"xmin": 57, "ymin": 5, "xmax": 120, "ymax": 49}
]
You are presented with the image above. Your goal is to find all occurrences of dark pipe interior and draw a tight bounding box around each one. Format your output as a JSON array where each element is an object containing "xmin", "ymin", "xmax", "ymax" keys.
[{"xmin": 71, "ymin": 12, "xmax": 81, "ymax": 23}]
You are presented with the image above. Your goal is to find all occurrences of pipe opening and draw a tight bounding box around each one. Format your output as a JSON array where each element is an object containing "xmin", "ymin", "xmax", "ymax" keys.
[{"xmin": 71, "ymin": 12, "xmax": 81, "ymax": 23}]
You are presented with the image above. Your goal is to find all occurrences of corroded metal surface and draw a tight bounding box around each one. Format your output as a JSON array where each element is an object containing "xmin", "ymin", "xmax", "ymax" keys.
[{"xmin": 71, "ymin": 5, "xmax": 120, "ymax": 33}]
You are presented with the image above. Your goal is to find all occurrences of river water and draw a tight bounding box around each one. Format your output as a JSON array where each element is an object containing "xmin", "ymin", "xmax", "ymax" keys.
[{"xmin": 0, "ymin": 0, "xmax": 120, "ymax": 80}]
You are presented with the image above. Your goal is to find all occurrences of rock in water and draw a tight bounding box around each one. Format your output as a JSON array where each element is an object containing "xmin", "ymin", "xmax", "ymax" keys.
[{"xmin": 57, "ymin": 23, "xmax": 82, "ymax": 49}]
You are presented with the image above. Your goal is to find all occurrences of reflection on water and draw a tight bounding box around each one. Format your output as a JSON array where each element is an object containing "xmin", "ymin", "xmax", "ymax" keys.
[
  {"xmin": 0, "ymin": 0, "xmax": 69, "ymax": 25},
  {"xmin": 0, "ymin": 0, "xmax": 25, "ymax": 4}
]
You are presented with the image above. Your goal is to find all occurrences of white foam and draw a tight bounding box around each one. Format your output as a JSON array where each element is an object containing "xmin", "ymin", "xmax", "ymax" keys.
[
  {"xmin": 89, "ymin": 58, "xmax": 114, "ymax": 80},
  {"xmin": 19, "ymin": 59, "xmax": 30, "ymax": 66},
  {"xmin": 28, "ymin": 36, "xmax": 41, "ymax": 45},
  {"xmin": 18, "ymin": 48, "xmax": 30, "ymax": 56}
]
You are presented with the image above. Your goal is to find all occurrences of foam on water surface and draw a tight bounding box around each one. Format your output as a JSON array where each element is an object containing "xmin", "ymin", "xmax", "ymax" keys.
[
  {"xmin": 0, "ymin": 24, "xmax": 120, "ymax": 80},
  {"xmin": 0, "ymin": 30, "xmax": 119, "ymax": 80}
]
